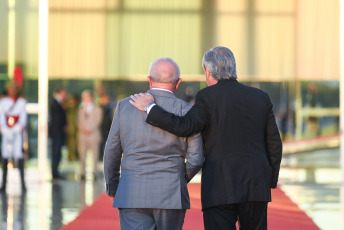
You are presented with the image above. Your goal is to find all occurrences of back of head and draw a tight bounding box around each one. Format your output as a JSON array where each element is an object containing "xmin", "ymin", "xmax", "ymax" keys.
[
  {"xmin": 202, "ymin": 46, "xmax": 237, "ymax": 81},
  {"xmin": 6, "ymin": 80, "xmax": 19, "ymax": 90},
  {"xmin": 149, "ymin": 57, "xmax": 180, "ymax": 85},
  {"xmin": 6, "ymin": 80, "xmax": 20, "ymax": 91},
  {"xmin": 54, "ymin": 86, "xmax": 66, "ymax": 95}
]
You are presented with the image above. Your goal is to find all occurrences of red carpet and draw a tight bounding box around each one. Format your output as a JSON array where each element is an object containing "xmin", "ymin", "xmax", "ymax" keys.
[{"xmin": 62, "ymin": 184, "xmax": 320, "ymax": 230}]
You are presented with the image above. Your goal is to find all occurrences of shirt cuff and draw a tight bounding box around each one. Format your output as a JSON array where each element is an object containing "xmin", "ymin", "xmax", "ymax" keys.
[{"xmin": 147, "ymin": 103, "xmax": 156, "ymax": 114}]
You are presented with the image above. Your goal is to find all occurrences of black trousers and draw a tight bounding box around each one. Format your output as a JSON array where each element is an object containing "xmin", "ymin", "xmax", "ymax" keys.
[
  {"xmin": 203, "ymin": 202, "xmax": 268, "ymax": 230},
  {"xmin": 52, "ymin": 136, "xmax": 64, "ymax": 178}
]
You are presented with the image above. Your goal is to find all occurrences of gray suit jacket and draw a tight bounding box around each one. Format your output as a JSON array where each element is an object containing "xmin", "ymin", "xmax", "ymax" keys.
[{"xmin": 104, "ymin": 89, "xmax": 204, "ymax": 209}]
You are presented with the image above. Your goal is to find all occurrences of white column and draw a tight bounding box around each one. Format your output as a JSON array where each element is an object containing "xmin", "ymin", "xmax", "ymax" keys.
[
  {"xmin": 8, "ymin": 0, "xmax": 15, "ymax": 78},
  {"xmin": 38, "ymin": 0, "xmax": 49, "ymax": 181},
  {"xmin": 339, "ymin": 1, "xmax": 344, "ymax": 229}
]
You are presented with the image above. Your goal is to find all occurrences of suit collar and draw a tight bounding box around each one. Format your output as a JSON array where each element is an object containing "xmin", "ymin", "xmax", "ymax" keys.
[
  {"xmin": 147, "ymin": 89, "xmax": 176, "ymax": 99},
  {"xmin": 218, "ymin": 78, "xmax": 238, "ymax": 83}
]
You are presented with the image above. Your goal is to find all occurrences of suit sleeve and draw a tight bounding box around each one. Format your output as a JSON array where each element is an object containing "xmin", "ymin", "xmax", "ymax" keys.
[
  {"xmin": 185, "ymin": 132, "xmax": 204, "ymax": 182},
  {"xmin": 62, "ymin": 106, "xmax": 67, "ymax": 127},
  {"xmin": 51, "ymin": 101, "xmax": 67, "ymax": 129},
  {"xmin": 146, "ymin": 90, "xmax": 210, "ymax": 137},
  {"xmin": 265, "ymin": 96, "xmax": 283, "ymax": 188},
  {"xmin": 103, "ymin": 101, "xmax": 122, "ymax": 196}
]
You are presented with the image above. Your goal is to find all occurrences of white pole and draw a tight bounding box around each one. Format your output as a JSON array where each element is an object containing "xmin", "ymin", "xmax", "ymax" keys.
[
  {"xmin": 339, "ymin": 1, "xmax": 344, "ymax": 229},
  {"xmin": 38, "ymin": 0, "xmax": 49, "ymax": 181},
  {"xmin": 7, "ymin": 0, "xmax": 15, "ymax": 78}
]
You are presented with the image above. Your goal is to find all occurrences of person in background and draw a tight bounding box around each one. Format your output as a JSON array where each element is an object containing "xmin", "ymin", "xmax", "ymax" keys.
[
  {"xmin": 50, "ymin": 86, "xmax": 68, "ymax": 180},
  {"xmin": 0, "ymin": 81, "xmax": 27, "ymax": 193},
  {"xmin": 97, "ymin": 84, "xmax": 116, "ymax": 161},
  {"xmin": 182, "ymin": 86, "xmax": 195, "ymax": 105},
  {"xmin": 77, "ymin": 90, "xmax": 102, "ymax": 180},
  {"xmin": 0, "ymin": 90, "xmax": 5, "ymax": 159},
  {"xmin": 66, "ymin": 95, "xmax": 79, "ymax": 161}
]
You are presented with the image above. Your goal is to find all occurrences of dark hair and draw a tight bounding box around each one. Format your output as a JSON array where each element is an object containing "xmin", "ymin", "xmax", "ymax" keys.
[{"xmin": 54, "ymin": 86, "xmax": 66, "ymax": 94}]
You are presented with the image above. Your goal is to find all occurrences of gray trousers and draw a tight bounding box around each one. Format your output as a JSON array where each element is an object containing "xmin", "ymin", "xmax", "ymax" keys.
[{"xmin": 118, "ymin": 208, "xmax": 186, "ymax": 230}]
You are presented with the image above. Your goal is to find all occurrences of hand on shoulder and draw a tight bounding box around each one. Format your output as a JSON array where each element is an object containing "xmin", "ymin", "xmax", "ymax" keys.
[{"xmin": 129, "ymin": 93, "xmax": 154, "ymax": 111}]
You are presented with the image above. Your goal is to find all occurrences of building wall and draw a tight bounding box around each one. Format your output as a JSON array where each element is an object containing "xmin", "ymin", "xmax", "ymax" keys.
[
  {"xmin": 0, "ymin": 0, "xmax": 340, "ymax": 81},
  {"xmin": 296, "ymin": 0, "xmax": 340, "ymax": 80},
  {"xmin": 48, "ymin": 0, "xmax": 203, "ymax": 79},
  {"xmin": 0, "ymin": 0, "xmax": 39, "ymax": 78}
]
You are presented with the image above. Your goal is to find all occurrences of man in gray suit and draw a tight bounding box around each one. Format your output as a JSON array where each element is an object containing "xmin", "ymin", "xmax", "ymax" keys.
[{"xmin": 103, "ymin": 57, "xmax": 204, "ymax": 230}]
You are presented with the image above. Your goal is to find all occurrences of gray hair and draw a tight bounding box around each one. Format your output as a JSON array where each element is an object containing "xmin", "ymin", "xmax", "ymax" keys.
[
  {"xmin": 202, "ymin": 46, "xmax": 237, "ymax": 81},
  {"xmin": 149, "ymin": 57, "xmax": 180, "ymax": 84}
]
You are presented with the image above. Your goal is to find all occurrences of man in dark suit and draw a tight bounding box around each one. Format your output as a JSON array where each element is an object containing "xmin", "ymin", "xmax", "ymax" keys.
[
  {"xmin": 129, "ymin": 46, "xmax": 283, "ymax": 230},
  {"xmin": 50, "ymin": 86, "xmax": 67, "ymax": 180}
]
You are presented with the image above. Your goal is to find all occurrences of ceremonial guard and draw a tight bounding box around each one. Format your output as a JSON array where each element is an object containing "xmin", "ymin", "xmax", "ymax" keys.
[{"xmin": 0, "ymin": 81, "xmax": 27, "ymax": 193}]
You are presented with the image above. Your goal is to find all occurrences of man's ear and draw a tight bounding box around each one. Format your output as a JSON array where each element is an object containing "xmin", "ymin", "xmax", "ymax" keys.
[
  {"xmin": 203, "ymin": 65, "xmax": 208, "ymax": 73},
  {"xmin": 204, "ymin": 66, "xmax": 217, "ymax": 86},
  {"xmin": 175, "ymin": 78, "xmax": 182, "ymax": 90},
  {"xmin": 148, "ymin": 76, "xmax": 153, "ymax": 88}
]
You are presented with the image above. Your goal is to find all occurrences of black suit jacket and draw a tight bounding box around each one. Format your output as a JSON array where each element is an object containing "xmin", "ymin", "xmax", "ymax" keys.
[
  {"xmin": 50, "ymin": 99, "xmax": 67, "ymax": 140},
  {"xmin": 147, "ymin": 79, "xmax": 282, "ymax": 210}
]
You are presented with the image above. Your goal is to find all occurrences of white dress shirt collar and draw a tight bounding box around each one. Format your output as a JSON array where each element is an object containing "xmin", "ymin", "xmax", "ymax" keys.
[
  {"xmin": 84, "ymin": 103, "xmax": 94, "ymax": 115},
  {"xmin": 146, "ymin": 88, "xmax": 173, "ymax": 114},
  {"xmin": 151, "ymin": 88, "xmax": 173, "ymax": 94}
]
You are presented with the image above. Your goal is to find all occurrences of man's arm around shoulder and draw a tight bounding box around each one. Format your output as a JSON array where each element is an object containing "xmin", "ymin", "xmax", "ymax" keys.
[{"xmin": 146, "ymin": 90, "xmax": 211, "ymax": 137}]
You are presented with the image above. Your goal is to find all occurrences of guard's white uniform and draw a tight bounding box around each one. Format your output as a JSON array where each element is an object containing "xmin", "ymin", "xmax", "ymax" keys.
[{"xmin": 0, "ymin": 97, "xmax": 27, "ymax": 159}]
